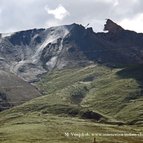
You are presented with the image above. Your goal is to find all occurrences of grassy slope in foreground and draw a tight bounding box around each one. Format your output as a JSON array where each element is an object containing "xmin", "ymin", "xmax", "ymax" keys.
[
  {"xmin": 0, "ymin": 64, "xmax": 143, "ymax": 143},
  {"xmin": 0, "ymin": 112, "xmax": 143, "ymax": 143}
]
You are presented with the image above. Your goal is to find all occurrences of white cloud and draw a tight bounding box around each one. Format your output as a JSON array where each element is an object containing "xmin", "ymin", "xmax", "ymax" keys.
[
  {"xmin": 113, "ymin": 0, "xmax": 119, "ymax": 6},
  {"xmin": 45, "ymin": 4, "xmax": 69, "ymax": 20},
  {"xmin": 119, "ymin": 13, "xmax": 143, "ymax": 32}
]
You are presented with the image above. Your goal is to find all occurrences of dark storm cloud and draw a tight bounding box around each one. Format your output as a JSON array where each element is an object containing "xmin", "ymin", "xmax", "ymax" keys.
[{"xmin": 0, "ymin": 0, "xmax": 143, "ymax": 33}]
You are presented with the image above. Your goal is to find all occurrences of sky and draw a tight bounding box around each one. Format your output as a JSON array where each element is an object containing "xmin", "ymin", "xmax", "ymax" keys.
[{"xmin": 0, "ymin": 0, "xmax": 143, "ymax": 33}]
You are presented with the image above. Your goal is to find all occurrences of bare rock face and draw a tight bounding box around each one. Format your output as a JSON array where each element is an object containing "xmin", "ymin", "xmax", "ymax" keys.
[
  {"xmin": 104, "ymin": 19, "xmax": 124, "ymax": 33},
  {"xmin": 0, "ymin": 70, "xmax": 41, "ymax": 111}
]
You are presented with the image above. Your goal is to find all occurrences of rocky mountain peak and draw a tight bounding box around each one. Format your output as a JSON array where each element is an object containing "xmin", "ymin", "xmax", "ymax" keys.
[
  {"xmin": 0, "ymin": 21, "xmax": 143, "ymax": 82},
  {"xmin": 104, "ymin": 19, "xmax": 124, "ymax": 33}
]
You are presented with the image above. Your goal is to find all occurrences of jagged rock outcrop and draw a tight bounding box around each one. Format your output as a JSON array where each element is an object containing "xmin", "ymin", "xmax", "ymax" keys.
[{"xmin": 104, "ymin": 19, "xmax": 124, "ymax": 33}]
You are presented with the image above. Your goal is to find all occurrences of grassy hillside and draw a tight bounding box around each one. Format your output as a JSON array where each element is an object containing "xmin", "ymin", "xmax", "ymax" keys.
[
  {"xmin": 1, "ymin": 64, "xmax": 142, "ymax": 123},
  {"xmin": 36, "ymin": 64, "xmax": 143, "ymax": 123},
  {"xmin": 0, "ymin": 111, "xmax": 143, "ymax": 143},
  {"xmin": 0, "ymin": 64, "xmax": 143, "ymax": 142}
]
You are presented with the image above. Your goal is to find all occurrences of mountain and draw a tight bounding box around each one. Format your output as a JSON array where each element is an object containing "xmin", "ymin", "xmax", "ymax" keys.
[
  {"xmin": 0, "ymin": 19, "xmax": 143, "ymax": 143},
  {"xmin": 1, "ymin": 20, "xmax": 143, "ymax": 83},
  {"xmin": 1, "ymin": 19, "xmax": 143, "ymax": 115}
]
